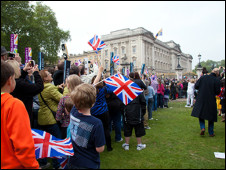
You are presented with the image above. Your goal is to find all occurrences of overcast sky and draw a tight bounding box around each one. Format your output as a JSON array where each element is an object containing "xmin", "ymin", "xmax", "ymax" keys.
[{"xmin": 34, "ymin": 1, "xmax": 225, "ymax": 69}]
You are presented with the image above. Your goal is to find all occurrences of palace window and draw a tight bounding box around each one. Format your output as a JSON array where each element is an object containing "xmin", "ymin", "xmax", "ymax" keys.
[
  {"xmin": 114, "ymin": 48, "xmax": 117, "ymax": 55},
  {"xmin": 122, "ymin": 47, "xmax": 125, "ymax": 54},
  {"xmin": 132, "ymin": 46, "xmax": 136, "ymax": 54}
]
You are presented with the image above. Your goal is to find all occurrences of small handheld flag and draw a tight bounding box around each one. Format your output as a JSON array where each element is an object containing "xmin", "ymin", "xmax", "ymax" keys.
[
  {"xmin": 88, "ymin": 35, "xmax": 106, "ymax": 54},
  {"xmin": 104, "ymin": 74, "xmax": 143, "ymax": 105},
  {"xmin": 31, "ymin": 129, "xmax": 74, "ymax": 159},
  {"xmin": 112, "ymin": 55, "xmax": 120, "ymax": 65}
]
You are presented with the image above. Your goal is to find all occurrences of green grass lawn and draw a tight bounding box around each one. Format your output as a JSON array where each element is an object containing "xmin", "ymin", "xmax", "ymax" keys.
[{"xmin": 100, "ymin": 101, "xmax": 225, "ymax": 169}]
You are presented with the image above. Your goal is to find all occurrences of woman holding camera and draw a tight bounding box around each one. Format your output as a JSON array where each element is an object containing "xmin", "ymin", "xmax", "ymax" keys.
[
  {"xmin": 37, "ymin": 69, "xmax": 63, "ymax": 169},
  {"xmin": 6, "ymin": 60, "xmax": 44, "ymax": 128}
]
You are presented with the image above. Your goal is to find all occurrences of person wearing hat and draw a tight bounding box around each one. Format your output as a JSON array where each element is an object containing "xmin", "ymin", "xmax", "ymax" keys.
[
  {"xmin": 191, "ymin": 68, "xmax": 221, "ymax": 137},
  {"xmin": 1, "ymin": 46, "xmax": 9, "ymax": 61},
  {"xmin": 1, "ymin": 46, "xmax": 22, "ymax": 67}
]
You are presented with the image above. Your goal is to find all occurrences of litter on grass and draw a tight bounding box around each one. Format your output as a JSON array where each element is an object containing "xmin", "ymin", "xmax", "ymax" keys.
[{"xmin": 214, "ymin": 152, "xmax": 225, "ymax": 159}]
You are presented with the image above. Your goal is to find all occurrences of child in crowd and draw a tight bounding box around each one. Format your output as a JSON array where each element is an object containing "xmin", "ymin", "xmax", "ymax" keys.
[
  {"xmin": 186, "ymin": 79, "xmax": 195, "ymax": 107},
  {"xmin": 122, "ymin": 92, "xmax": 147, "ymax": 151},
  {"xmin": 1, "ymin": 61, "xmax": 39, "ymax": 169},
  {"xmin": 64, "ymin": 97, "xmax": 74, "ymax": 138},
  {"xmin": 164, "ymin": 85, "xmax": 170, "ymax": 108},
  {"xmin": 56, "ymin": 75, "xmax": 83, "ymax": 139},
  {"xmin": 64, "ymin": 97, "xmax": 74, "ymax": 115},
  {"xmin": 68, "ymin": 83, "xmax": 105, "ymax": 169}
]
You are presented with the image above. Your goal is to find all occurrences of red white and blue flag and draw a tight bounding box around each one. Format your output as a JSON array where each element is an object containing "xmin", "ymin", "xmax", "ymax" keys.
[
  {"xmin": 31, "ymin": 129, "xmax": 74, "ymax": 159},
  {"xmin": 104, "ymin": 74, "xmax": 143, "ymax": 105},
  {"xmin": 112, "ymin": 55, "xmax": 120, "ymax": 65},
  {"xmin": 88, "ymin": 35, "xmax": 106, "ymax": 54},
  {"xmin": 53, "ymin": 156, "xmax": 69, "ymax": 169}
]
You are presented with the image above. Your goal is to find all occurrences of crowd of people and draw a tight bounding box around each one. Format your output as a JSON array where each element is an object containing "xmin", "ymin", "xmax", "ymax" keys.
[{"xmin": 1, "ymin": 45, "xmax": 225, "ymax": 169}]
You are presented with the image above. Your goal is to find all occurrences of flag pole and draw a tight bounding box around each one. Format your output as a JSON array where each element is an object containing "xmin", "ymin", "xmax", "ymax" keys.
[{"xmin": 92, "ymin": 78, "xmax": 106, "ymax": 87}]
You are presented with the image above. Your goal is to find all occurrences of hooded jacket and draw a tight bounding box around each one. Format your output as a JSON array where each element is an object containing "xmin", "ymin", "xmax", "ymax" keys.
[
  {"xmin": 123, "ymin": 93, "xmax": 146, "ymax": 125},
  {"xmin": 1, "ymin": 93, "xmax": 39, "ymax": 169}
]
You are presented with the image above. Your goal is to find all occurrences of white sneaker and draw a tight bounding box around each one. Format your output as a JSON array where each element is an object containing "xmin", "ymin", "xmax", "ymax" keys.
[
  {"xmin": 137, "ymin": 144, "xmax": 146, "ymax": 150},
  {"xmin": 122, "ymin": 143, "xmax": 129, "ymax": 150},
  {"xmin": 116, "ymin": 138, "xmax": 123, "ymax": 142},
  {"xmin": 185, "ymin": 105, "xmax": 189, "ymax": 107},
  {"xmin": 144, "ymin": 126, "xmax": 151, "ymax": 129},
  {"xmin": 149, "ymin": 118, "xmax": 154, "ymax": 120}
]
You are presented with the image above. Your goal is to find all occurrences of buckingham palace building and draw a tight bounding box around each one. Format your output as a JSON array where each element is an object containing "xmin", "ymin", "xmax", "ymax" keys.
[
  {"xmin": 100, "ymin": 27, "xmax": 193, "ymax": 76},
  {"xmin": 62, "ymin": 27, "xmax": 193, "ymax": 78}
]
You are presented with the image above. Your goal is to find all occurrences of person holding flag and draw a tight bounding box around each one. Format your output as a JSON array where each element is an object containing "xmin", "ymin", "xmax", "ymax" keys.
[{"xmin": 121, "ymin": 73, "xmax": 147, "ymax": 151}]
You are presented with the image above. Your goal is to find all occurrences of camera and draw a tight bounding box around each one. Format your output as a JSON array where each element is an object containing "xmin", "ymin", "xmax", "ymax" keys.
[
  {"xmin": 61, "ymin": 44, "xmax": 68, "ymax": 60},
  {"xmin": 103, "ymin": 69, "xmax": 107, "ymax": 74},
  {"xmin": 8, "ymin": 52, "xmax": 15, "ymax": 58},
  {"xmin": 62, "ymin": 44, "xmax": 66, "ymax": 51},
  {"xmin": 29, "ymin": 60, "xmax": 35, "ymax": 67}
]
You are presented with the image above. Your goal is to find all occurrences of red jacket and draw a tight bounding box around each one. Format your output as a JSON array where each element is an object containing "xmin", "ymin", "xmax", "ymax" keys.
[
  {"xmin": 1, "ymin": 93, "xmax": 39, "ymax": 169},
  {"xmin": 157, "ymin": 84, "xmax": 165, "ymax": 96}
]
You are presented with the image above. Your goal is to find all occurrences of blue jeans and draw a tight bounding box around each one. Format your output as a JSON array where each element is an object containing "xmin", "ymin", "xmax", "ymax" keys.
[
  {"xmin": 109, "ymin": 111, "xmax": 122, "ymax": 141},
  {"xmin": 157, "ymin": 94, "xmax": 163, "ymax": 108},
  {"xmin": 146, "ymin": 97, "xmax": 154, "ymax": 119},
  {"xmin": 199, "ymin": 118, "xmax": 214, "ymax": 135},
  {"xmin": 152, "ymin": 94, "xmax": 158, "ymax": 111},
  {"xmin": 38, "ymin": 123, "xmax": 62, "ymax": 168}
]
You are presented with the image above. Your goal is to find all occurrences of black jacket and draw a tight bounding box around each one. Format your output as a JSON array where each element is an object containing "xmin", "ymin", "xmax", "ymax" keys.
[
  {"xmin": 133, "ymin": 79, "xmax": 147, "ymax": 90},
  {"xmin": 106, "ymin": 93, "xmax": 124, "ymax": 115},
  {"xmin": 53, "ymin": 70, "xmax": 64, "ymax": 86},
  {"xmin": 11, "ymin": 70, "xmax": 44, "ymax": 119},
  {"xmin": 170, "ymin": 83, "xmax": 176, "ymax": 94},
  {"xmin": 123, "ymin": 93, "xmax": 146, "ymax": 125},
  {"xmin": 191, "ymin": 73, "xmax": 221, "ymax": 122},
  {"xmin": 183, "ymin": 81, "xmax": 188, "ymax": 91}
]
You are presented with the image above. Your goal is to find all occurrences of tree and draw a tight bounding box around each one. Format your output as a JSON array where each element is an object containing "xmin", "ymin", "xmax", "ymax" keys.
[
  {"xmin": 1, "ymin": 1, "xmax": 71, "ymax": 65},
  {"xmin": 192, "ymin": 59, "xmax": 225, "ymax": 73}
]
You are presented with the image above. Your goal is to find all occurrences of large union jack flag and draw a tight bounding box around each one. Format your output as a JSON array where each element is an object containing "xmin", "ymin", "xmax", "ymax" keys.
[
  {"xmin": 112, "ymin": 55, "xmax": 120, "ymax": 65},
  {"xmin": 88, "ymin": 35, "xmax": 106, "ymax": 54},
  {"xmin": 31, "ymin": 129, "xmax": 74, "ymax": 159},
  {"xmin": 104, "ymin": 74, "xmax": 143, "ymax": 105}
]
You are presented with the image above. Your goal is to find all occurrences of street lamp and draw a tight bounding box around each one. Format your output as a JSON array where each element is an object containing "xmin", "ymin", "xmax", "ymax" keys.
[
  {"xmin": 132, "ymin": 56, "xmax": 137, "ymax": 71},
  {"xmin": 198, "ymin": 54, "xmax": 202, "ymax": 68}
]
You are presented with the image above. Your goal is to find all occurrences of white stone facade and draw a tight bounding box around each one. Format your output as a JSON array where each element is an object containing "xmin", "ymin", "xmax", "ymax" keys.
[{"xmin": 100, "ymin": 27, "xmax": 193, "ymax": 74}]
